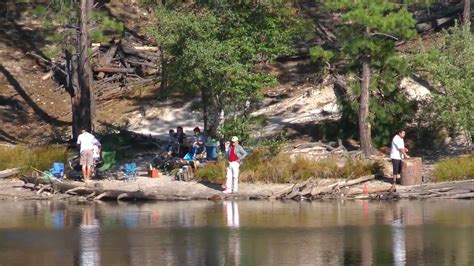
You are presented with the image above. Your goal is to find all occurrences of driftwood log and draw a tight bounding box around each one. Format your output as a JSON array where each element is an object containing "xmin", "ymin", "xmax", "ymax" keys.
[
  {"xmin": 0, "ymin": 167, "xmax": 22, "ymax": 178},
  {"xmin": 275, "ymin": 175, "xmax": 384, "ymax": 200},
  {"xmin": 19, "ymin": 176, "xmax": 196, "ymax": 201}
]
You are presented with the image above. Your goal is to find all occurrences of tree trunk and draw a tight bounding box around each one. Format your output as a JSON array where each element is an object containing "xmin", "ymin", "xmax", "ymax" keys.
[
  {"xmin": 464, "ymin": 0, "xmax": 471, "ymax": 25},
  {"xmin": 65, "ymin": 49, "xmax": 81, "ymax": 140},
  {"xmin": 78, "ymin": 0, "xmax": 95, "ymax": 132},
  {"xmin": 201, "ymin": 88, "xmax": 208, "ymax": 132},
  {"xmin": 359, "ymin": 61, "xmax": 375, "ymax": 156}
]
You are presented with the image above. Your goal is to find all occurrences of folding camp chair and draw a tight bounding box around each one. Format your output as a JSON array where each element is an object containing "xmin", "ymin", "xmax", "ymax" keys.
[
  {"xmin": 123, "ymin": 163, "xmax": 137, "ymax": 181},
  {"xmin": 49, "ymin": 162, "xmax": 65, "ymax": 180}
]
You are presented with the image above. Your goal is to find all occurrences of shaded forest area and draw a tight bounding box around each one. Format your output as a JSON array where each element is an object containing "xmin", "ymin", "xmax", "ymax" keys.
[{"xmin": 0, "ymin": 0, "xmax": 472, "ymax": 156}]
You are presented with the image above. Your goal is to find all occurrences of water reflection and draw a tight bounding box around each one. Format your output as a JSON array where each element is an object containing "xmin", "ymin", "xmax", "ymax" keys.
[
  {"xmin": 224, "ymin": 201, "xmax": 241, "ymax": 265},
  {"xmin": 224, "ymin": 201, "xmax": 240, "ymax": 228},
  {"xmin": 77, "ymin": 205, "xmax": 100, "ymax": 266},
  {"xmin": 0, "ymin": 200, "xmax": 472, "ymax": 265}
]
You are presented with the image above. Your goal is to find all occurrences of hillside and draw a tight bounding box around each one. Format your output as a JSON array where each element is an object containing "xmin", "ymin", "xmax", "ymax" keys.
[{"xmin": 0, "ymin": 0, "xmax": 471, "ymax": 156}]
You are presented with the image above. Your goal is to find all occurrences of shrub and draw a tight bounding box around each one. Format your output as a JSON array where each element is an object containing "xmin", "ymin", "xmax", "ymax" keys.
[
  {"xmin": 194, "ymin": 144, "xmax": 381, "ymax": 184},
  {"xmin": 240, "ymin": 154, "xmax": 380, "ymax": 183},
  {"xmin": 194, "ymin": 160, "xmax": 227, "ymax": 184},
  {"xmin": 433, "ymin": 155, "xmax": 474, "ymax": 182},
  {"xmin": 0, "ymin": 146, "xmax": 68, "ymax": 175}
]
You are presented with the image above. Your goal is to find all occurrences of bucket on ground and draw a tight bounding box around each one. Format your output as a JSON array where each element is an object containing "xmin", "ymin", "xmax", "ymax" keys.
[{"xmin": 401, "ymin": 157, "xmax": 422, "ymax": 186}]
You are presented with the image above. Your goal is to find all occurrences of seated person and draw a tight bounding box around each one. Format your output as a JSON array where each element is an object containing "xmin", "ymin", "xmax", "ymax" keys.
[
  {"xmin": 190, "ymin": 127, "xmax": 206, "ymax": 158},
  {"xmin": 164, "ymin": 129, "xmax": 178, "ymax": 156},
  {"xmin": 176, "ymin": 126, "xmax": 188, "ymax": 157}
]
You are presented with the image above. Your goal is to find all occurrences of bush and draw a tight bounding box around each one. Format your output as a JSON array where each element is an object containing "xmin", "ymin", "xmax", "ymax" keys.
[
  {"xmin": 194, "ymin": 160, "xmax": 227, "ymax": 184},
  {"xmin": 0, "ymin": 146, "xmax": 68, "ymax": 175},
  {"xmin": 194, "ymin": 144, "xmax": 381, "ymax": 184},
  {"xmin": 433, "ymin": 155, "xmax": 474, "ymax": 182},
  {"xmin": 240, "ymin": 154, "xmax": 380, "ymax": 183}
]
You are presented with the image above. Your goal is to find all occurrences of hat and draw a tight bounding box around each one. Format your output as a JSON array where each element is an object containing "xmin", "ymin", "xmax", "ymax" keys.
[{"xmin": 231, "ymin": 136, "xmax": 238, "ymax": 142}]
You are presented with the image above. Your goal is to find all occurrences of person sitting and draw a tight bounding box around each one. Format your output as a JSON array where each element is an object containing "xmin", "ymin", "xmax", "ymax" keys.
[
  {"xmin": 176, "ymin": 126, "xmax": 188, "ymax": 157},
  {"xmin": 164, "ymin": 129, "xmax": 178, "ymax": 156},
  {"xmin": 191, "ymin": 127, "xmax": 206, "ymax": 158}
]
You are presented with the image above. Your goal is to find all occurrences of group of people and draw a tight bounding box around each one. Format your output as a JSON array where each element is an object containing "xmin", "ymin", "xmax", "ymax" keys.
[
  {"xmin": 163, "ymin": 126, "xmax": 247, "ymax": 193},
  {"xmin": 76, "ymin": 125, "xmax": 410, "ymax": 193},
  {"xmin": 164, "ymin": 126, "xmax": 208, "ymax": 159}
]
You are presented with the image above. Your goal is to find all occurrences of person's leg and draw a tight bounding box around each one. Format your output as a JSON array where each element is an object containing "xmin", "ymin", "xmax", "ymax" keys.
[
  {"xmin": 80, "ymin": 151, "xmax": 87, "ymax": 182},
  {"xmin": 224, "ymin": 163, "xmax": 233, "ymax": 193},
  {"xmin": 84, "ymin": 150, "xmax": 94, "ymax": 185},
  {"xmin": 232, "ymin": 162, "xmax": 240, "ymax": 193},
  {"xmin": 392, "ymin": 159, "xmax": 400, "ymax": 184},
  {"xmin": 82, "ymin": 165, "xmax": 87, "ymax": 182}
]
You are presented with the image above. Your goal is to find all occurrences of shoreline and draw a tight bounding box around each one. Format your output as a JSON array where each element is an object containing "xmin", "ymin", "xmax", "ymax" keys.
[{"xmin": 1, "ymin": 175, "xmax": 474, "ymax": 202}]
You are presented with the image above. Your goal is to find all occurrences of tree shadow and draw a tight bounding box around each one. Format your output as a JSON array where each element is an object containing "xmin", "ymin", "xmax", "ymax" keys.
[
  {"xmin": 0, "ymin": 129, "xmax": 18, "ymax": 144},
  {"xmin": 0, "ymin": 18, "xmax": 51, "ymax": 63},
  {"xmin": 0, "ymin": 64, "xmax": 70, "ymax": 126}
]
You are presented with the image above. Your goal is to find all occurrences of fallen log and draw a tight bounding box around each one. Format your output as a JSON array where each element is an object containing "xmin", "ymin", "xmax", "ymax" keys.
[
  {"xmin": 93, "ymin": 66, "xmax": 136, "ymax": 74},
  {"xmin": 311, "ymin": 182, "xmax": 339, "ymax": 197},
  {"xmin": 272, "ymin": 184, "xmax": 295, "ymax": 199},
  {"xmin": 19, "ymin": 176, "xmax": 197, "ymax": 201},
  {"xmin": 416, "ymin": 16, "xmax": 456, "ymax": 32},
  {"xmin": 338, "ymin": 175, "xmax": 376, "ymax": 188},
  {"xmin": 0, "ymin": 167, "xmax": 22, "ymax": 178},
  {"xmin": 448, "ymin": 192, "xmax": 474, "ymax": 199}
]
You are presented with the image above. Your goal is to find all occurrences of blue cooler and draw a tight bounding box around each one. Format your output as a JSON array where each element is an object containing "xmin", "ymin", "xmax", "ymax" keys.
[{"xmin": 206, "ymin": 144, "xmax": 218, "ymax": 160}]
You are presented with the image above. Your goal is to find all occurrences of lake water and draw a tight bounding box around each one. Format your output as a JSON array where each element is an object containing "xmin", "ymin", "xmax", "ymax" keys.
[{"xmin": 0, "ymin": 200, "xmax": 473, "ymax": 266}]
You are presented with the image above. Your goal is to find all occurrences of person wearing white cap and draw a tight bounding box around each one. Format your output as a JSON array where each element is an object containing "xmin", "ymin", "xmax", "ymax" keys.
[{"xmin": 224, "ymin": 136, "xmax": 247, "ymax": 193}]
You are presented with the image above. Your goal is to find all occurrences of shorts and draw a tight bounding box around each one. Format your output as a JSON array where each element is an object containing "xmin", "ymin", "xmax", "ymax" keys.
[
  {"xmin": 392, "ymin": 159, "xmax": 402, "ymax": 175},
  {"xmin": 80, "ymin": 149, "xmax": 94, "ymax": 166}
]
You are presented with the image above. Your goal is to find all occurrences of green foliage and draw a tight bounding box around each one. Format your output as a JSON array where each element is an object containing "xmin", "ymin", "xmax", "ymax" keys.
[
  {"xmin": 312, "ymin": 1, "xmax": 417, "ymax": 147},
  {"xmin": 221, "ymin": 117, "xmax": 251, "ymax": 145},
  {"xmin": 91, "ymin": 11, "xmax": 124, "ymax": 43},
  {"xmin": 150, "ymin": 3, "xmax": 309, "ymax": 130},
  {"xmin": 415, "ymin": 23, "xmax": 474, "ymax": 139},
  {"xmin": 258, "ymin": 134, "xmax": 288, "ymax": 154},
  {"xmin": 0, "ymin": 146, "xmax": 67, "ymax": 174},
  {"xmin": 433, "ymin": 155, "xmax": 474, "ymax": 182},
  {"xmin": 32, "ymin": 1, "xmax": 124, "ymax": 58},
  {"xmin": 310, "ymin": 46, "xmax": 334, "ymax": 64}
]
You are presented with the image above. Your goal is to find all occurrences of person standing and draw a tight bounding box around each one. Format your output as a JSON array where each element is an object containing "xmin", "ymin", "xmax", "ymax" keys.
[
  {"xmin": 77, "ymin": 128, "xmax": 100, "ymax": 185},
  {"xmin": 390, "ymin": 130, "xmax": 410, "ymax": 185},
  {"xmin": 224, "ymin": 136, "xmax": 247, "ymax": 194}
]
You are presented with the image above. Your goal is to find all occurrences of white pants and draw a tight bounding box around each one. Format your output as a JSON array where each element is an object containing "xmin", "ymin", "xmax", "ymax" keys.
[{"xmin": 225, "ymin": 161, "xmax": 240, "ymax": 192}]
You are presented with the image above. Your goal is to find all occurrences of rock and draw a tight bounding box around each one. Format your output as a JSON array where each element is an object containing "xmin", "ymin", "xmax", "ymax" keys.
[{"xmin": 399, "ymin": 77, "xmax": 431, "ymax": 101}]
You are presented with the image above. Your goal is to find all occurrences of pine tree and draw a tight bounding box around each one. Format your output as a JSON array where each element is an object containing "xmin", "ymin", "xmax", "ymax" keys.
[{"xmin": 313, "ymin": 0, "xmax": 416, "ymax": 156}]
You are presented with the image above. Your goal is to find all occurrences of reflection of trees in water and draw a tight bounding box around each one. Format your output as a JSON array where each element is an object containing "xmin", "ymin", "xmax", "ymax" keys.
[{"xmin": 0, "ymin": 201, "xmax": 474, "ymax": 265}]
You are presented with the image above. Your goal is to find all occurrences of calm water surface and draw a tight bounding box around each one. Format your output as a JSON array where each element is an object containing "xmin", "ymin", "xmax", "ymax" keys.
[{"xmin": 0, "ymin": 200, "xmax": 473, "ymax": 266}]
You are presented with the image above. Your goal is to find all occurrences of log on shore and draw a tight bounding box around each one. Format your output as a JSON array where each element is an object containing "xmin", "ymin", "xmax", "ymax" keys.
[
  {"xmin": 19, "ymin": 176, "xmax": 170, "ymax": 201},
  {"xmin": 0, "ymin": 168, "xmax": 22, "ymax": 178}
]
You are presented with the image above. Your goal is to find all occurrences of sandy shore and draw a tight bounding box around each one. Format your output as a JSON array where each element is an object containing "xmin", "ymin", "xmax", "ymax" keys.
[{"xmin": 2, "ymin": 175, "xmax": 473, "ymax": 201}]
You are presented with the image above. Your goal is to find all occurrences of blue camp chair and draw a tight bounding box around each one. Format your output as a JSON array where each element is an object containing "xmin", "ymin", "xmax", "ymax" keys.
[
  {"xmin": 123, "ymin": 163, "xmax": 137, "ymax": 181},
  {"xmin": 49, "ymin": 162, "xmax": 65, "ymax": 179}
]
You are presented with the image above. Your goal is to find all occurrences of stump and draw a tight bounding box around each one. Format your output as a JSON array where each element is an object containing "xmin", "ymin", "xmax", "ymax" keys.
[{"xmin": 401, "ymin": 157, "xmax": 422, "ymax": 186}]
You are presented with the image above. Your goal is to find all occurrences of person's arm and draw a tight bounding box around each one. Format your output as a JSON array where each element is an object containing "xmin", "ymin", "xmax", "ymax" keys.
[
  {"xmin": 237, "ymin": 145, "xmax": 247, "ymax": 161},
  {"xmin": 396, "ymin": 138, "xmax": 410, "ymax": 159},
  {"xmin": 400, "ymin": 148, "xmax": 410, "ymax": 159},
  {"xmin": 76, "ymin": 136, "xmax": 81, "ymax": 153}
]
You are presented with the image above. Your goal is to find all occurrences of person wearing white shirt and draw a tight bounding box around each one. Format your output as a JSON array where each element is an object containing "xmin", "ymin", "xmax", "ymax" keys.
[
  {"xmin": 77, "ymin": 128, "xmax": 100, "ymax": 185},
  {"xmin": 390, "ymin": 130, "xmax": 410, "ymax": 185}
]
